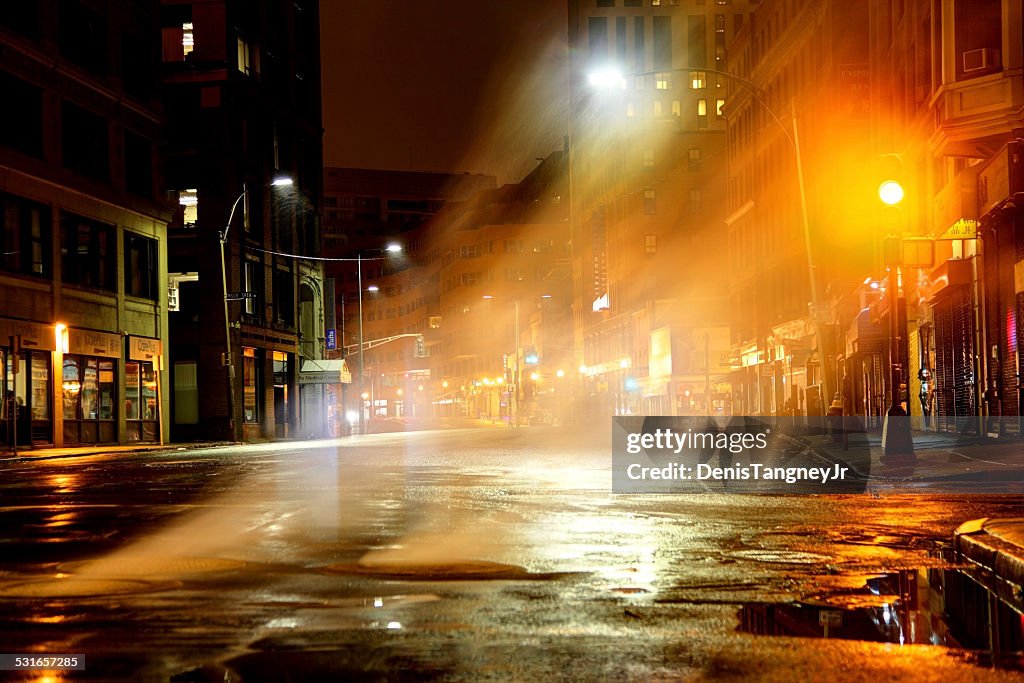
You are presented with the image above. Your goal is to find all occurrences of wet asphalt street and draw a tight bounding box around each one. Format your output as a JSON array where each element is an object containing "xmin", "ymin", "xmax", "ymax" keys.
[{"xmin": 0, "ymin": 425, "xmax": 1022, "ymax": 682}]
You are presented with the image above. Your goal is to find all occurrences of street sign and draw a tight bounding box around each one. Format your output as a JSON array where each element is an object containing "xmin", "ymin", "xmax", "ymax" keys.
[
  {"xmin": 326, "ymin": 328, "xmax": 337, "ymax": 350},
  {"xmin": 225, "ymin": 291, "xmax": 256, "ymax": 300},
  {"xmin": 937, "ymin": 218, "xmax": 978, "ymax": 240},
  {"xmin": 901, "ymin": 238, "xmax": 934, "ymax": 268}
]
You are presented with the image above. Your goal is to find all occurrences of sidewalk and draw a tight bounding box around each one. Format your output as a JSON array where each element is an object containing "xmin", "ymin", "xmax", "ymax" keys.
[
  {"xmin": 792, "ymin": 426, "xmax": 1024, "ymax": 486},
  {"xmin": 0, "ymin": 441, "xmax": 235, "ymax": 462},
  {"xmin": 954, "ymin": 517, "xmax": 1024, "ymax": 613}
]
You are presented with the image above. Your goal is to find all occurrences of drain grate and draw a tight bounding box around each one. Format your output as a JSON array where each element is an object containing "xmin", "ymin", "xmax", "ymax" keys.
[{"xmin": 0, "ymin": 577, "xmax": 180, "ymax": 599}]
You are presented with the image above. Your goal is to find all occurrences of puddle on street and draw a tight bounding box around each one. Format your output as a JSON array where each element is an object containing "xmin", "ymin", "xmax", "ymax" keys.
[
  {"xmin": 737, "ymin": 566, "xmax": 1024, "ymax": 672},
  {"xmin": 0, "ymin": 576, "xmax": 181, "ymax": 598}
]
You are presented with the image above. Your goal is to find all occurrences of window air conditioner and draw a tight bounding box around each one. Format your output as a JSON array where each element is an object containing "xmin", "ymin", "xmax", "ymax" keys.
[{"xmin": 962, "ymin": 48, "xmax": 998, "ymax": 73}]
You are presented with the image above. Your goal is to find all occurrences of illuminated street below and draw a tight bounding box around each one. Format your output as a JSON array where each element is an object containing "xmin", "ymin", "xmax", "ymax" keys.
[{"xmin": 0, "ymin": 426, "xmax": 1021, "ymax": 681}]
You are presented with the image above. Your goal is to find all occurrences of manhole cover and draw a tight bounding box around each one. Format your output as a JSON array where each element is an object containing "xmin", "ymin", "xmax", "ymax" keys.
[
  {"xmin": 57, "ymin": 556, "xmax": 246, "ymax": 576},
  {"xmin": 0, "ymin": 577, "xmax": 180, "ymax": 599},
  {"xmin": 324, "ymin": 560, "xmax": 568, "ymax": 581},
  {"xmin": 723, "ymin": 550, "xmax": 833, "ymax": 565}
]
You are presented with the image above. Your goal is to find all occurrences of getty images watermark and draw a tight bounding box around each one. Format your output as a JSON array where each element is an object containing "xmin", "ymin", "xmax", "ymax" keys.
[{"xmin": 612, "ymin": 416, "xmax": 870, "ymax": 494}]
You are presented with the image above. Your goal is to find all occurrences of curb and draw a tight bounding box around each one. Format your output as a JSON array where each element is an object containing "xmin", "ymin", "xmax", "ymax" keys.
[
  {"xmin": 0, "ymin": 441, "xmax": 238, "ymax": 463},
  {"xmin": 954, "ymin": 518, "xmax": 1024, "ymax": 612}
]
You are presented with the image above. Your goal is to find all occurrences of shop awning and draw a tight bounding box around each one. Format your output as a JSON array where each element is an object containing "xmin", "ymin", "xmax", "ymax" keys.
[{"xmin": 299, "ymin": 359, "xmax": 352, "ymax": 384}]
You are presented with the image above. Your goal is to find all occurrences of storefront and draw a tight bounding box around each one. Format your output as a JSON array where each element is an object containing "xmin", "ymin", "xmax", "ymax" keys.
[
  {"xmin": 1, "ymin": 318, "xmax": 56, "ymax": 448},
  {"xmin": 63, "ymin": 328, "xmax": 121, "ymax": 445},
  {"xmin": 126, "ymin": 336, "xmax": 162, "ymax": 442}
]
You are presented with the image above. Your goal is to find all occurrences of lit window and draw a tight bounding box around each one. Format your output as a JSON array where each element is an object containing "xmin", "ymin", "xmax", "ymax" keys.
[
  {"xmin": 655, "ymin": 71, "xmax": 672, "ymax": 89},
  {"xmin": 644, "ymin": 234, "xmax": 657, "ymax": 254},
  {"xmin": 689, "ymin": 189, "xmax": 703, "ymax": 213},
  {"xmin": 672, "ymin": 100, "xmax": 681, "ymax": 116},
  {"xmin": 179, "ymin": 189, "xmax": 198, "ymax": 228},
  {"xmin": 688, "ymin": 148, "xmax": 701, "ymax": 171},
  {"xmin": 652, "ymin": 0, "xmax": 661, "ymax": 5},
  {"xmin": 690, "ymin": 71, "xmax": 707, "ymax": 89},
  {"xmin": 626, "ymin": 102, "xmax": 636, "ymax": 117},
  {"xmin": 643, "ymin": 189, "xmax": 656, "ymax": 214},
  {"xmin": 716, "ymin": 98, "xmax": 726, "ymax": 117},
  {"xmin": 182, "ymin": 23, "xmax": 194, "ymax": 57},
  {"xmin": 697, "ymin": 99, "xmax": 708, "ymax": 116},
  {"xmin": 237, "ymin": 37, "xmax": 252, "ymax": 76}
]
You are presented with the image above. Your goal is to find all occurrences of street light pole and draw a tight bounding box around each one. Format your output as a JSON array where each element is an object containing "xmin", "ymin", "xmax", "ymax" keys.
[
  {"xmin": 513, "ymin": 298, "xmax": 520, "ymax": 427},
  {"xmin": 877, "ymin": 180, "xmax": 915, "ymax": 463},
  {"xmin": 220, "ymin": 177, "xmax": 292, "ymax": 441},
  {"xmin": 353, "ymin": 244, "xmax": 402, "ymax": 435},
  {"xmin": 357, "ymin": 254, "xmax": 365, "ymax": 435},
  {"xmin": 220, "ymin": 189, "xmax": 246, "ymax": 441}
]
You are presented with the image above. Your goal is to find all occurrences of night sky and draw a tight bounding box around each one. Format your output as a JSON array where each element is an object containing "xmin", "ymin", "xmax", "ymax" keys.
[{"xmin": 320, "ymin": 0, "xmax": 569, "ymax": 185}]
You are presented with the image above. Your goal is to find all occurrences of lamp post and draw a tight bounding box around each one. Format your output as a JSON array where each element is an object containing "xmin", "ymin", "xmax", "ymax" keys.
[
  {"xmin": 483, "ymin": 295, "xmax": 520, "ymax": 426},
  {"xmin": 220, "ymin": 176, "xmax": 292, "ymax": 440},
  {"xmin": 877, "ymin": 180, "xmax": 915, "ymax": 463},
  {"xmin": 355, "ymin": 244, "xmax": 402, "ymax": 435}
]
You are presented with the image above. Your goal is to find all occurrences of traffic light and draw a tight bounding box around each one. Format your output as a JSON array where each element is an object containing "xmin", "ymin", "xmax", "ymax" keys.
[
  {"xmin": 414, "ymin": 334, "xmax": 426, "ymax": 358},
  {"xmin": 877, "ymin": 153, "xmax": 905, "ymax": 206},
  {"xmin": 524, "ymin": 346, "xmax": 539, "ymax": 365}
]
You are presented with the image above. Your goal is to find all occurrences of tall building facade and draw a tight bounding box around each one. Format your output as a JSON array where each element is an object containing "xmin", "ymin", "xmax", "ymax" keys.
[
  {"xmin": 725, "ymin": 0, "xmax": 873, "ymax": 418},
  {"xmin": 869, "ymin": 0, "xmax": 1024, "ymax": 436},
  {"xmin": 161, "ymin": 0, "xmax": 325, "ymax": 442},
  {"xmin": 568, "ymin": 0, "xmax": 754, "ymax": 417},
  {"xmin": 1, "ymin": 1, "xmax": 171, "ymax": 450}
]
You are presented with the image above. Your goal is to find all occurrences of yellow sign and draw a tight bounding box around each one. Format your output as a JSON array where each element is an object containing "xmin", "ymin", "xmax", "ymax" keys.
[{"xmin": 938, "ymin": 218, "xmax": 977, "ymax": 240}]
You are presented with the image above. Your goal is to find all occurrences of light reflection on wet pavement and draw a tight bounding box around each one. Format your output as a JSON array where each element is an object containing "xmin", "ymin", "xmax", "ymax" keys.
[{"xmin": 0, "ymin": 427, "xmax": 1022, "ymax": 681}]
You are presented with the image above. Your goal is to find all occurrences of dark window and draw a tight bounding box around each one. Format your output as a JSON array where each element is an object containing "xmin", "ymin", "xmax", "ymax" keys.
[
  {"xmin": 59, "ymin": 0, "xmax": 108, "ymax": 76},
  {"xmin": 634, "ymin": 17, "xmax": 645, "ymax": 71},
  {"xmin": 122, "ymin": 30, "xmax": 155, "ymax": 100},
  {"xmin": 0, "ymin": 4, "xmax": 39, "ymax": 39},
  {"xmin": 124, "ymin": 232, "xmax": 157, "ymax": 299},
  {"xmin": 588, "ymin": 17, "xmax": 609, "ymax": 58},
  {"xmin": 653, "ymin": 16, "xmax": 672, "ymax": 70},
  {"xmin": 616, "ymin": 17, "xmax": 627, "ymax": 62},
  {"xmin": 0, "ymin": 71, "xmax": 43, "ymax": 157},
  {"xmin": 273, "ymin": 266, "xmax": 294, "ymax": 325},
  {"xmin": 954, "ymin": 0, "xmax": 1001, "ymax": 79},
  {"xmin": 596, "ymin": 0, "xmax": 615, "ymax": 6},
  {"xmin": 124, "ymin": 131, "xmax": 153, "ymax": 198},
  {"xmin": 687, "ymin": 15, "xmax": 707, "ymax": 68},
  {"xmin": 624, "ymin": 0, "xmax": 642, "ymax": 7},
  {"xmin": 0, "ymin": 193, "xmax": 50, "ymax": 276},
  {"xmin": 60, "ymin": 212, "xmax": 116, "ymax": 291},
  {"xmin": 62, "ymin": 102, "xmax": 109, "ymax": 182}
]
